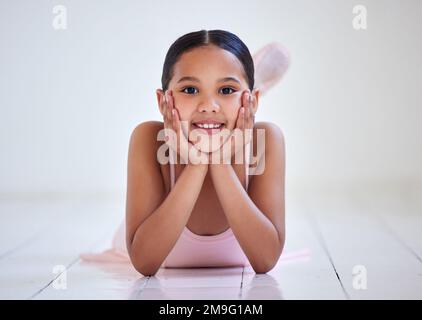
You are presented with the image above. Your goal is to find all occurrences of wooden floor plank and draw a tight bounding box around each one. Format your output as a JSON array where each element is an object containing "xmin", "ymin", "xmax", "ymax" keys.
[
  {"xmin": 0, "ymin": 201, "xmax": 58, "ymax": 259},
  {"xmin": 304, "ymin": 191, "xmax": 422, "ymax": 299},
  {"xmin": 0, "ymin": 198, "xmax": 122, "ymax": 299},
  {"xmin": 360, "ymin": 192, "xmax": 422, "ymax": 264},
  {"xmin": 4, "ymin": 190, "xmax": 421, "ymax": 299},
  {"xmin": 236, "ymin": 193, "xmax": 345, "ymax": 299}
]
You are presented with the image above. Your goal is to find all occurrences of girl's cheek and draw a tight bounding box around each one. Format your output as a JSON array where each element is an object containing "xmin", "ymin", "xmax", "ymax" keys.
[
  {"xmin": 224, "ymin": 102, "xmax": 240, "ymax": 118},
  {"xmin": 173, "ymin": 95, "xmax": 193, "ymax": 109},
  {"xmin": 174, "ymin": 103, "xmax": 194, "ymax": 121}
]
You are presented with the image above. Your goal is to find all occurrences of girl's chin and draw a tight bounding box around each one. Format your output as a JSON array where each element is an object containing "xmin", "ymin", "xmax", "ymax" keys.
[
  {"xmin": 188, "ymin": 134, "xmax": 231, "ymax": 153},
  {"xmin": 186, "ymin": 124, "xmax": 233, "ymax": 152}
]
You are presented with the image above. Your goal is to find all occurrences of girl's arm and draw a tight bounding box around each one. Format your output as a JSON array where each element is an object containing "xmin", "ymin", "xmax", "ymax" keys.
[
  {"xmin": 209, "ymin": 122, "xmax": 286, "ymax": 273},
  {"xmin": 126, "ymin": 122, "xmax": 208, "ymax": 276}
]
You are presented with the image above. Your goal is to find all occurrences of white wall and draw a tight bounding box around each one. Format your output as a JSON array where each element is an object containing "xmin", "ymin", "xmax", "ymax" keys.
[{"xmin": 1, "ymin": 0, "xmax": 421, "ymax": 196}]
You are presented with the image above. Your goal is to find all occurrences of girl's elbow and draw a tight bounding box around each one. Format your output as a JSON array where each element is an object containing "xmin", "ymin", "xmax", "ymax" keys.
[
  {"xmin": 252, "ymin": 261, "xmax": 275, "ymax": 274},
  {"xmin": 133, "ymin": 260, "xmax": 160, "ymax": 276},
  {"xmin": 128, "ymin": 249, "xmax": 161, "ymax": 276},
  {"xmin": 253, "ymin": 243, "xmax": 284, "ymax": 274},
  {"xmin": 251, "ymin": 256, "xmax": 278, "ymax": 274}
]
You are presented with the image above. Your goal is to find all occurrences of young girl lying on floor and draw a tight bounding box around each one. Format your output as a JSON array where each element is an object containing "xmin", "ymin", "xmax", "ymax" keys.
[{"xmin": 82, "ymin": 30, "xmax": 292, "ymax": 276}]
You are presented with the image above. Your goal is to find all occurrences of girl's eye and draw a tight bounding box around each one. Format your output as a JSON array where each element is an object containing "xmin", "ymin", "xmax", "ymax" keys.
[
  {"xmin": 182, "ymin": 87, "xmax": 198, "ymax": 94},
  {"xmin": 220, "ymin": 87, "xmax": 235, "ymax": 95},
  {"xmin": 181, "ymin": 87, "xmax": 236, "ymax": 95}
]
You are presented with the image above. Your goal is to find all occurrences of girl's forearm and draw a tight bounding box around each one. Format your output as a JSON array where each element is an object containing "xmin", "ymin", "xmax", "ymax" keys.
[
  {"xmin": 129, "ymin": 163, "xmax": 208, "ymax": 275},
  {"xmin": 210, "ymin": 164, "xmax": 283, "ymax": 273}
]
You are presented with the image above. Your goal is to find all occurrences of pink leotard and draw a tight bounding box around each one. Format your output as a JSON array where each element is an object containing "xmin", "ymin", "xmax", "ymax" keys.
[{"xmin": 161, "ymin": 145, "xmax": 252, "ymax": 268}]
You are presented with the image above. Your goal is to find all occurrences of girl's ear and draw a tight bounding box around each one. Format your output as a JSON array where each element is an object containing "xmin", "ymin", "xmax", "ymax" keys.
[
  {"xmin": 251, "ymin": 88, "xmax": 260, "ymax": 114},
  {"xmin": 156, "ymin": 89, "xmax": 166, "ymax": 116}
]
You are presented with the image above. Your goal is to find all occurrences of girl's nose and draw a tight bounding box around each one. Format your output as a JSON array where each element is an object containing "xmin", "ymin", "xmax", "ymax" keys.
[{"xmin": 197, "ymin": 97, "xmax": 220, "ymax": 113}]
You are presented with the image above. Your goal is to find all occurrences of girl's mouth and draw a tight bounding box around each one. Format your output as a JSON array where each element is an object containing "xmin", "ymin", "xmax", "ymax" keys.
[{"xmin": 191, "ymin": 123, "xmax": 226, "ymax": 135}]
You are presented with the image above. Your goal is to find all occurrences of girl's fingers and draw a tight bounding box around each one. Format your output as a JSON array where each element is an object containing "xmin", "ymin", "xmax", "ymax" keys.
[
  {"xmin": 247, "ymin": 92, "xmax": 252, "ymax": 124},
  {"xmin": 250, "ymin": 96, "xmax": 252, "ymax": 126},
  {"xmin": 162, "ymin": 94, "xmax": 168, "ymax": 128},
  {"xmin": 164, "ymin": 91, "xmax": 175, "ymax": 149},
  {"xmin": 164, "ymin": 92, "xmax": 172, "ymax": 129},
  {"xmin": 242, "ymin": 91, "xmax": 247, "ymax": 116},
  {"xmin": 247, "ymin": 93, "xmax": 253, "ymax": 126},
  {"xmin": 236, "ymin": 107, "xmax": 244, "ymax": 130},
  {"xmin": 244, "ymin": 90, "xmax": 254, "ymax": 128},
  {"xmin": 243, "ymin": 93, "xmax": 249, "ymax": 128},
  {"xmin": 244, "ymin": 91, "xmax": 250, "ymax": 124},
  {"xmin": 168, "ymin": 92, "xmax": 186, "ymax": 153},
  {"xmin": 242, "ymin": 106, "xmax": 246, "ymax": 130},
  {"xmin": 167, "ymin": 92, "xmax": 177, "ymax": 142},
  {"xmin": 172, "ymin": 106, "xmax": 177, "ymax": 131},
  {"xmin": 167, "ymin": 90, "xmax": 173, "ymax": 109},
  {"xmin": 242, "ymin": 91, "xmax": 249, "ymax": 129},
  {"xmin": 165, "ymin": 91, "xmax": 172, "ymax": 125},
  {"xmin": 168, "ymin": 91, "xmax": 179, "ymax": 133},
  {"xmin": 238, "ymin": 90, "xmax": 249, "ymax": 129},
  {"xmin": 243, "ymin": 91, "xmax": 253, "ymax": 146}
]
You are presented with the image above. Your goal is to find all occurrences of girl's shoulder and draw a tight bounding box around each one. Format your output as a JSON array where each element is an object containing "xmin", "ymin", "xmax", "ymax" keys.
[
  {"xmin": 248, "ymin": 121, "xmax": 285, "ymax": 190},
  {"xmin": 253, "ymin": 121, "xmax": 285, "ymax": 146},
  {"xmin": 130, "ymin": 120, "xmax": 164, "ymax": 135},
  {"xmin": 254, "ymin": 121, "xmax": 284, "ymax": 133},
  {"xmin": 128, "ymin": 121, "xmax": 165, "ymax": 159}
]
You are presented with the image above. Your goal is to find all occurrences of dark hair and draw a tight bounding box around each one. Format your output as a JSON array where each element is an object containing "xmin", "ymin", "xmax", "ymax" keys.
[{"xmin": 161, "ymin": 29, "xmax": 254, "ymax": 91}]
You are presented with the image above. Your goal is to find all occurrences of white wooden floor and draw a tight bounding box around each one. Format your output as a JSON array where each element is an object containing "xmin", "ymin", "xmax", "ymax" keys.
[{"xmin": 0, "ymin": 187, "xmax": 421, "ymax": 300}]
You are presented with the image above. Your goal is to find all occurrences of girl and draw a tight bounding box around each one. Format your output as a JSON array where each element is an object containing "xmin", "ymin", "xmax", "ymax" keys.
[{"xmin": 82, "ymin": 30, "xmax": 290, "ymax": 276}]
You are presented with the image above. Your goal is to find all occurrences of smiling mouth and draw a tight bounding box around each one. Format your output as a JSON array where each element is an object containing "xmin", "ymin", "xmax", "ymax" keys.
[{"xmin": 191, "ymin": 123, "xmax": 226, "ymax": 135}]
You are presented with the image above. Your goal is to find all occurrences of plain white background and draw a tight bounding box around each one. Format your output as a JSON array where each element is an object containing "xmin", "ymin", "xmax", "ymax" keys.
[{"xmin": 1, "ymin": 0, "xmax": 421, "ymax": 200}]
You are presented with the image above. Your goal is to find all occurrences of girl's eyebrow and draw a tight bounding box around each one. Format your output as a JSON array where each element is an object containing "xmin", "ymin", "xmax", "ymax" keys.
[
  {"xmin": 218, "ymin": 77, "xmax": 241, "ymax": 84},
  {"xmin": 177, "ymin": 76, "xmax": 200, "ymax": 83},
  {"xmin": 177, "ymin": 76, "xmax": 241, "ymax": 84}
]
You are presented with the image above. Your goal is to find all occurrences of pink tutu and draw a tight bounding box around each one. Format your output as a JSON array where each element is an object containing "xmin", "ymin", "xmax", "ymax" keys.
[{"xmin": 80, "ymin": 220, "xmax": 311, "ymax": 266}]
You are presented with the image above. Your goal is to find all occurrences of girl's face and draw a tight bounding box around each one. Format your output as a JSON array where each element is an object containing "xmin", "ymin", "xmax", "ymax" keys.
[{"xmin": 158, "ymin": 45, "xmax": 258, "ymax": 146}]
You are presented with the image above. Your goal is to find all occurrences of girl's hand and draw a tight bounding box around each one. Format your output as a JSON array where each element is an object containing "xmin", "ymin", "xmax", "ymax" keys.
[
  {"xmin": 209, "ymin": 90, "xmax": 255, "ymax": 165},
  {"xmin": 163, "ymin": 90, "xmax": 209, "ymax": 165}
]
